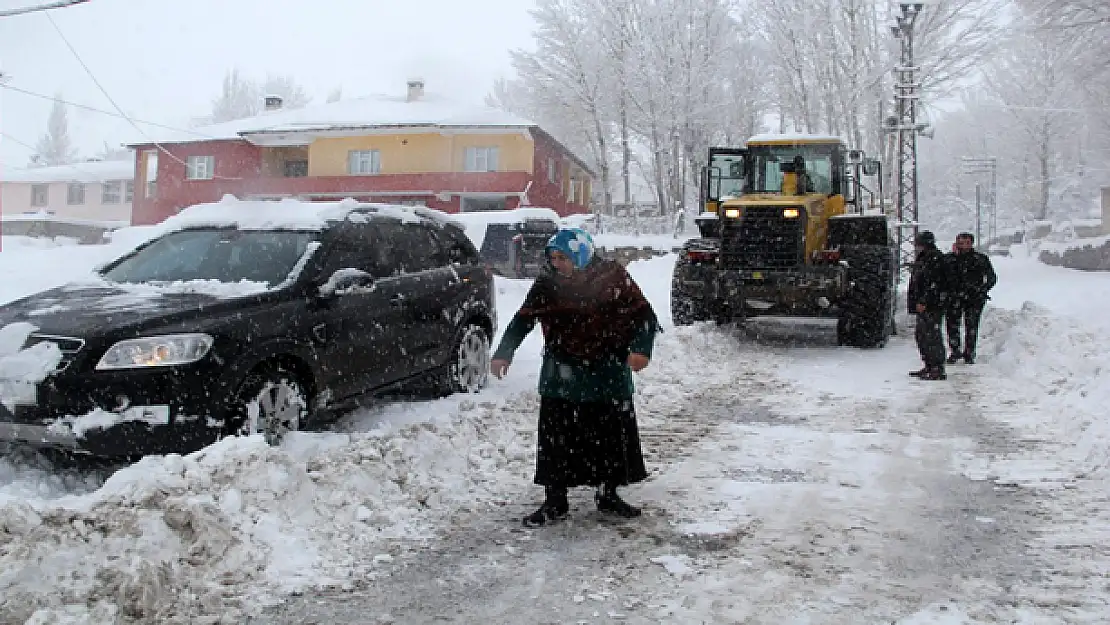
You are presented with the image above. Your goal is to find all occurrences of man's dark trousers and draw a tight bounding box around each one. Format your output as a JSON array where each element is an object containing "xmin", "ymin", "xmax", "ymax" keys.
[
  {"xmin": 946, "ymin": 300, "xmax": 985, "ymax": 359},
  {"xmin": 916, "ymin": 309, "xmax": 946, "ymax": 369}
]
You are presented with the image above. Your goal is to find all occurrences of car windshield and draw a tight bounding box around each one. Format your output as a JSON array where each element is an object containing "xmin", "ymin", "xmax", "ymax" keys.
[{"xmin": 101, "ymin": 228, "xmax": 317, "ymax": 286}]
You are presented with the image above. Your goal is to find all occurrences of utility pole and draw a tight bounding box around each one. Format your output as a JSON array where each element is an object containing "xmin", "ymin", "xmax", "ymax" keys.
[
  {"xmin": 975, "ymin": 183, "xmax": 982, "ymax": 247},
  {"xmin": 886, "ymin": 2, "xmax": 929, "ymax": 281},
  {"xmin": 961, "ymin": 156, "xmax": 997, "ymax": 249}
]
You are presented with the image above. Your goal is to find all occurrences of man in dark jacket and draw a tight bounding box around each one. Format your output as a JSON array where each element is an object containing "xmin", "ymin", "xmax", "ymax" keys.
[
  {"xmin": 945, "ymin": 232, "xmax": 997, "ymax": 364},
  {"xmin": 907, "ymin": 231, "xmax": 950, "ymax": 380}
]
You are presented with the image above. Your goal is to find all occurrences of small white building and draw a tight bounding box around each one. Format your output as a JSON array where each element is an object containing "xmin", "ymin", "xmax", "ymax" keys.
[{"xmin": 1, "ymin": 159, "xmax": 134, "ymax": 223}]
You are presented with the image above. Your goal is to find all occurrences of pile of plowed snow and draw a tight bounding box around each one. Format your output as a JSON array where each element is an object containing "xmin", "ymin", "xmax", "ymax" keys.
[
  {"xmin": 0, "ymin": 394, "xmax": 540, "ymax": 624},
  {"xmin": 972, "ymin": 301, "xmax": 1110, "ymax": 480}
]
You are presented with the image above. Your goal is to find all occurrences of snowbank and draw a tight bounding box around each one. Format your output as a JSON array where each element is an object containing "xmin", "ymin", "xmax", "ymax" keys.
[
  {"xmin": 967, "ymin": 301, "xmax": 1110, "ymax": 481},
  {"xmin": 0, "ymin": 400, "xmax": 539, "ymax": 624}
]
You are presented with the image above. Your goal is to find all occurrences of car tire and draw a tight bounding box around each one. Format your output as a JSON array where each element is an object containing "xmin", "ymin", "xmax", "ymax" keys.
[
  {"xmin": 447, "ymin": 323, "xmax": 491, "ymax": 394},
  {"xmin": 231, "ymin": 364, "xmax": 308, "ymax": 446}
]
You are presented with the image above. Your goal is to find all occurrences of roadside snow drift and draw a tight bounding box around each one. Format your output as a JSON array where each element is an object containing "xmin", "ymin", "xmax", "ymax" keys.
[{"xmin": 0, "ymin": 397, "xmax": 539, "ymax": 624}]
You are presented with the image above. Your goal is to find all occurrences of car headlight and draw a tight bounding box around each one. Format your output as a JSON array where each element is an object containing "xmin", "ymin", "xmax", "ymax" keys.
[{"xmin": 96, "ymin": 333, "xmax": 215, "ymax": 370}]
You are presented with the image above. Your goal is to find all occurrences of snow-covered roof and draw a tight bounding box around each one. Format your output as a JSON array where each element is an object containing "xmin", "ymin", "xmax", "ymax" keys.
[
  {"xmin": 154, "ymin": 195, "xmax": 456, "ymax": 235},
  {"xmin": 125, "ymin": 91, "xmax": 539, "ymax": 146},
  {"xmin": 745, "ymin": 133, "xmax": 847, "ymax": 145},
  {"xmin": 1, "ymin": 159, "xmax": 134, "ymax": 184},
  {"xmin": 447, "ymin": 207, "xmax": 561, "ymax": 249}
]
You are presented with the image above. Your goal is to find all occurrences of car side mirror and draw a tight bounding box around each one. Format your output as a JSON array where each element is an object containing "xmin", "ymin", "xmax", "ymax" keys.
[{"xmin": 318, "ymin": 268, "xmax": 375, "ymax": 298}]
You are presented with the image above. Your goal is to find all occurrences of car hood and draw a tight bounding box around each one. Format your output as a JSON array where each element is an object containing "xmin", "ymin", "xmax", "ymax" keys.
[{"xmin": 0, "ymin": 280, "xmax": 271, "ymax": 338}]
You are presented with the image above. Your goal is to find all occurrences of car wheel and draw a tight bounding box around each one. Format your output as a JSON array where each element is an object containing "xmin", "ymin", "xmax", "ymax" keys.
[
  {"xmin": 449, "ymin": 323, "xmax": 491, "ymax": 393},
  {"xmin": 233, "ymin": 366, "xmax": 308, "ymax": 445}
]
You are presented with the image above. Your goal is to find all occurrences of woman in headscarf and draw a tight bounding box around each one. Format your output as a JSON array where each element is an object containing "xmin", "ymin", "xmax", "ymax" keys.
[{"xmin": 490, "ymin": 227, "xmax": 661, "ymax": 527}]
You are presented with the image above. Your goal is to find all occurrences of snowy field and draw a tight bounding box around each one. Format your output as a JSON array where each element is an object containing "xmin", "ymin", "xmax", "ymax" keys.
[{"xmin": 0, "ymin": 234, "xmax": 1109, "ymax": 624}]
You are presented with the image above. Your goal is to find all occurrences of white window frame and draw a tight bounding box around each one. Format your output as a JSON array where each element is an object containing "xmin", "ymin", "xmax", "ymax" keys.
[
  {"xmin": 124, "ymin": 181, "xmax": 134, "ymax": 203},
  {"xmin": 102, "ymin": 181, "xmax": 122, "ymax": 204},
  {"xmin": 568, "ymin": 179, "xmax": 578, "ymax": 203},
  {"xmin": 144, "ymin": 150, "xmax": 158, "ymax": 198},
  {"xmin": 30, "ymin": 184, "xmax": 48, "ymax": 207},
  {"xmin": 348, "ymin": 150, "xmax": 381, "ymax": 175},
  {"xmin": 464, "ymin": 147, "xmax": 499, "ymax": 172},
  {"xmin": 67, "ymin": 183, "xmax": 85, "ymax": 205},
  {"xmin": 185, "ymin": 155, "xmax": 215, "ymax": 180},
  {"xmin": 547, "ymin": 157, "xmax": 557, "ymax": 184}
]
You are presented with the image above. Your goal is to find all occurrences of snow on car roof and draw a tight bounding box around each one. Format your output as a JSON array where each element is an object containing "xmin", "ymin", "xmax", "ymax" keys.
[
  {"xmin": 156, "ymin": 195, "xmax": 454, "ymax": 235},
  {"xmin": 447, "ymin": 207, "xmax": 562, "ymax": 249}
]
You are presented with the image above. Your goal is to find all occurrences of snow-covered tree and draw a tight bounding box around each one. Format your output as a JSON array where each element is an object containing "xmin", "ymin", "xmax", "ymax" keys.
[
  {"xmin": 33, "ymin": 94, "xmax": 77, "ymax": 166},
  {"xmin": 261, "ymin": 73, "xmax": 311, "ymax": 109},
  {"xmin": 209, "ymin": 68, "xmax": 259, "ymax": 124},
  {"xmin": 207, "ymin": 69, "xmax": 311, "ymax": 124}
]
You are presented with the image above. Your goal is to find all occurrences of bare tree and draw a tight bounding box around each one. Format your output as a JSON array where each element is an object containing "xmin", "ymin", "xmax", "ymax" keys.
[{"xmin": 33, "ymin": 93, "xmax": 77, "ymax": 166}]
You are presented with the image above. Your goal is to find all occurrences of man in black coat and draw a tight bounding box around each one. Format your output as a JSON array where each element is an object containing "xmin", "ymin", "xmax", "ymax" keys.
[
  {"xmin": 907, "ymin": 231, "xmax": 951, "ymax": 380},
  {"xmin": 945, "ymin": 232, "xmax": 997, "ymax": 364}
]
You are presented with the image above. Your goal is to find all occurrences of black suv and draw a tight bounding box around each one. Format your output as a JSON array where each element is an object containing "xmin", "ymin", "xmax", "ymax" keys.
[{"xmin": 0, "ymin": 200, "xmax": 496, "ymax": 458}]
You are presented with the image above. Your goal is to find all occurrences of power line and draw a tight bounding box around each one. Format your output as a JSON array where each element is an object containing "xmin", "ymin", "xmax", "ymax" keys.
[
  {"xmin": 0, "ymin": 0, "xmax": 88, "ymax": 18},
  {"xmin": 43, "ymin": 11, "xmax": 243, "ymax": 180},
  {"xmin": 0, "ymin": 83, "xmax": 219, "ymax": 140}
]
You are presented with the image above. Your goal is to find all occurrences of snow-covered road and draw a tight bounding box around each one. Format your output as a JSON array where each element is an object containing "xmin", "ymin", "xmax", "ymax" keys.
[{"xmin": 0, "ymin": 236, "xmax": 1108, "ymax": 624}]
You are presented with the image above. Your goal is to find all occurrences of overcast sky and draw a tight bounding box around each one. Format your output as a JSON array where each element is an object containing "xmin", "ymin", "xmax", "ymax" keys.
[{"xmin": 0, "ymin": 0, "xmax": 538, "ymax": 169}]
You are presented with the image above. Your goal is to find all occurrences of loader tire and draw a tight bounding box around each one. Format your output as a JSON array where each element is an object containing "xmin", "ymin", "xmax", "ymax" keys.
[
  {"xmin": 837, "ymin": 245, "xmax": 895, "ymax": 348},
  {"xmin": 671, "ymin": 250, "xmax": 711, "ymax": 326}
]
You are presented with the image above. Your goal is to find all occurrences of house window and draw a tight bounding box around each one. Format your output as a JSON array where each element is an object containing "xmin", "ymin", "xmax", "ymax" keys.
[
  {"xmin": 284, "ymin": 160, "xmax": 308, "ymax": 178},
  {"xmin": 464, "ymin": 147, "xmax": 499, "ymax": 172},
  {"xmin": 102, "ymin": 181, "xmax": 122, "ymax": 204},
  {"xmin": 547, "ymin": 157, "xmax": 557, "ymax": 184},
  {"xmin": 30, "ymin": 184, "xmax": 48, "ymax": 207},
  {"xmin": 67, "ymin": 183, "xmax": 85, "ymax": 205},
  {"xmin": 569, "ymin": 179, "xmax": 578, "ymax": 204},
  {"xmin": 144, "ymin": 150, "xmax": 158, "ymax": 198},
  {"xmin": 348, "ymin": 150, "xmax": 381, "ymax": 175},
  {"xmin": 124, "ymin": 181, "xmax": 134, "ymax": 203},
  {"xmin": 186, "ymin": 155, "xmax": 215, "ymax": 180}
]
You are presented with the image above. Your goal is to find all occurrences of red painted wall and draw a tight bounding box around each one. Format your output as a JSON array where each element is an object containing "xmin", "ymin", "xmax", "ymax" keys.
[
  {"xmin": 131, "ymin": 140, "xmax": 264, "ymax": 225},
  {"xmin": 528, "ymin": 129, "xmax": 592, "ymax": 217}
]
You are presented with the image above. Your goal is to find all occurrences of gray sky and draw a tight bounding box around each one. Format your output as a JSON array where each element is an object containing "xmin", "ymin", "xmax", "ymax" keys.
[{"xmin": 0, "ymin": 0, "xmax": 538, "ymax": 169}]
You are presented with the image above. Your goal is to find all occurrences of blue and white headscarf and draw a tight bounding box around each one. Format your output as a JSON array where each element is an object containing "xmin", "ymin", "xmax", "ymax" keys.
[{"xmin": 545, "ymin": 227, "xmax": 596, "ymax": 270}]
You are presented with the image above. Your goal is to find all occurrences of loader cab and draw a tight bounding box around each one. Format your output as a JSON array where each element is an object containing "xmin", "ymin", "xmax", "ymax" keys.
[
  {"xmin": 698, "ymin": 147, "xmax": 748, "ymax": 238},
  {"xmin": 745, "ymin": 137, "xmax": 846, "ymax": 198}
]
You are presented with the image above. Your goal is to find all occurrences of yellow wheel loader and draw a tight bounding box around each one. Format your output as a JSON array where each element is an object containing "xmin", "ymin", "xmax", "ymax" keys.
[{"xmin": 671, "ymin": 135, "xmax": 897, "ymax": 348}]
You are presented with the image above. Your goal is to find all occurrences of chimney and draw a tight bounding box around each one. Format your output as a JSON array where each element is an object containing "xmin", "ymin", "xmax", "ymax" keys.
[
  {"xmin": 406, "ymin": 79, "xmax": 425, "ymax": 102},
  {"xmin": 263, "ymin": 94, "xmax": 284, "ymax": 111}
]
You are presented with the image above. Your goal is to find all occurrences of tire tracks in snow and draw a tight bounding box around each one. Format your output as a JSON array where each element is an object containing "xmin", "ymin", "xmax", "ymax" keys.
[
  {"xmin": 264, "ymin": 325, "xmax": 1086, "ymax": 624},
  {"xmin": 262, "ymin": 326, "xmax": 797, "ymax": 624}
]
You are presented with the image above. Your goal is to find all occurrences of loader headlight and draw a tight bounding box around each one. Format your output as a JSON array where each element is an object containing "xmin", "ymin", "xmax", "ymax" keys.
[
  {"xmin": 724, "ymin": 208, "xmax": 741, "ymax": 219},
  {"xmin": 96, "ymin": 333, "xmax": 215, "ymax": 370},
  {"xmin": 783, "ymin": 208, "xmax": 800, "ymax": 218}
]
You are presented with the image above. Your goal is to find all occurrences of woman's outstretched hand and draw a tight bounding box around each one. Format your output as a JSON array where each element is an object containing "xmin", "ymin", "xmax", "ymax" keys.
[
  {"xmin": 627, "ymin": 353, "xmax": 650, "ymax": 372},
  {"xmin": 491, "ymin": 358, "xmax": 511, "ymax": 379}
]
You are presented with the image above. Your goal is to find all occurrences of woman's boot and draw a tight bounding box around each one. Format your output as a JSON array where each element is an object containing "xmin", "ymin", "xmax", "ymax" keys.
[
  {"xmin": 596, "ymin": 484, "xmax": 642, "ymax": 518},
  {"xmin": 523, "ymin": 486, "xmax": 569, "ymax": 527}
]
